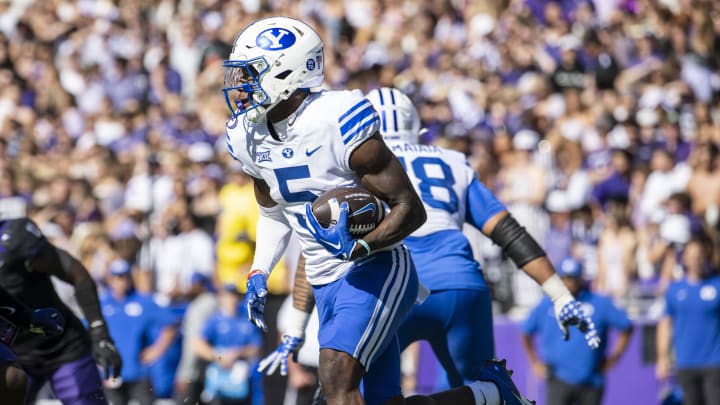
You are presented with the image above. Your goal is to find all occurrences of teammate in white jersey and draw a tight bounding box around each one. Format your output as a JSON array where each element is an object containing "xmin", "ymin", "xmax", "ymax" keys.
[
  {"xmin": 366, "ymin": 87, "xmax": 601, "ymax": 387},
  {"xmin": 223, "ymin": 16, "xmax": 535, "ymax": 405}
]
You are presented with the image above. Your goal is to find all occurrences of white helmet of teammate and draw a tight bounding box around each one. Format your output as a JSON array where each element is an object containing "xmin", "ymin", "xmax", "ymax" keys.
[
  {"xmin": 366, "ymin": 87, "xmax": 421, "ymax": 143},
  {"xmin": 223, "ymin": 17, "xmax": 324, "ymax": 122}
]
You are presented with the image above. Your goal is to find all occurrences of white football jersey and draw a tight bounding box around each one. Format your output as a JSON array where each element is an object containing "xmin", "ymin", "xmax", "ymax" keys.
[
  {"xmin": 386, "ymin": 141, "xmax": 474, "ymax": 237},
  {"xmin": 225, "ymin": 89, "xmax": 381, "ymax": 285}
]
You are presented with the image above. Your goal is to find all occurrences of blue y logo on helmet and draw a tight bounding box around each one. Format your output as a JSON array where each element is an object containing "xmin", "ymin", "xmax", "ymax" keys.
[{"xmin": 256, "ymin": 28, "xmax": 296, "ymax": 50}]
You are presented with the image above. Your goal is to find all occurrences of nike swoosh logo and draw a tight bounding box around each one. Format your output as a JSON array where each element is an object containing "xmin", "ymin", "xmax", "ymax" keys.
[
  {"xmin": 325, "ymin": 240, "xmax": 341, "ymax": 250},
  {"xmin": 306, "ymin": 146, "xmax": 322, "ymax": 156},
  {"xmin": 0, "ymin": 307, "xmax": 16, "ymax": 315},
  {"xmin": 350, "ymin": 203, "xmax": 376, "ymax": 218}
]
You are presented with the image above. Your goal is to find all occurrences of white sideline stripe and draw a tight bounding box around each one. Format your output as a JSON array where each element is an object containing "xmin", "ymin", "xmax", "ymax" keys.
[{"xmin": 356, "ymin": 247, "xmax": 410, "ymax": 367}]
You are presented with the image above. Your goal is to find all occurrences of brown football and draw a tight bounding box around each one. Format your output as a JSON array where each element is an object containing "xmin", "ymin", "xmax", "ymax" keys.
[{"xmin": 311, "ymin": 186, "xmax": 385, "ymax": 237}]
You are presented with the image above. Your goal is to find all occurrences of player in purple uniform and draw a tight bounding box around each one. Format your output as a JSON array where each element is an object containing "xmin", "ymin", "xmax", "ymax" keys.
[
  {"xmin": 0, "ymin": 217, "xmax": 122, "ymax": 404},
  {"xmin": 0, "ymin": 285, "xmax": 64, "ymax": 404}
]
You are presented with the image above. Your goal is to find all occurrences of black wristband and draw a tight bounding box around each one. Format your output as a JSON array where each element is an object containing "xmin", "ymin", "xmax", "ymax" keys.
[
  {"xmin": 490, "ymin": 214, "xmax": 546, "ymax": 268},
  {"xmin": 88, "ymin": 321, "xmax": 111, "ymax": 341}
]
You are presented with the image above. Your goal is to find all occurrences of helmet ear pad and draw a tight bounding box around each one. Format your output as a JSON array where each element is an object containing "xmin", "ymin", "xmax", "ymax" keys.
[{"xmin": 223, "ymin": 17, "xmax": 325, "ymax": 120}]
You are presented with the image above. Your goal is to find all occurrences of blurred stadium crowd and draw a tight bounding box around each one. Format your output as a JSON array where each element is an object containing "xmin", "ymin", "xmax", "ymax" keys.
[{"xmin": 1, "ymin": 0, "xmax": 720, "ymax": 404}]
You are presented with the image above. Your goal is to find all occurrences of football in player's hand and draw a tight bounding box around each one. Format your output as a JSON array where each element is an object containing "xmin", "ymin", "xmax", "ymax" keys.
[{"xmin": 311, "ymin": 187, "xmax": 385, "ymax": 237}]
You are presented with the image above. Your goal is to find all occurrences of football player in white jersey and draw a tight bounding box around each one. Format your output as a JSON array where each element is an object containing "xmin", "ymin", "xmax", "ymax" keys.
[
  {"xmin": 223, "ymin": 16, "xmax": 537, "ymax": 405},
  {"xmin": 255, "ymin": 85, "xmax": 603, "ymax": 405},
  {"xmin": 365, "ymin": 87, "xmax": 601, "ymax": 386}
]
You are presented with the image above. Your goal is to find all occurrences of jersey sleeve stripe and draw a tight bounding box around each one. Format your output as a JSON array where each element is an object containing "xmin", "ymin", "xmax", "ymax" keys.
[
  {"xmin": 388, "ymin": 88, "xmax": 396, "ymax": 104},
  {"xmin": 339, "ymin": 104, "xmax": 375, "ymax": 136},
  {"xmin": 338, "ymin": 99, "xmax": 372, "ymax": 124},
  {"xmin": 342, "ymin": 114, "xmax": 379, "ymax": 145},
  {"xmin": 225, "ymin": 132, "xmax": 239, "ymax": 160}
]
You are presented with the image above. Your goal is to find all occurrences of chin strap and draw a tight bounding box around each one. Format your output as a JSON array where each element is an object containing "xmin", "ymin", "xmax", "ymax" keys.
[{"xmin": 247, "ymin": 106, "xmax": 267, "ymax": 123}]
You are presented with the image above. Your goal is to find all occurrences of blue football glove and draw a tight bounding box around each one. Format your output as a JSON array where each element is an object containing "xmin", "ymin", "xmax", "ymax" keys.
[
  {"xmin": 28, "ymin": 308, "xmax": 64, "ymax": 336},
  {"xmin": 302, "ymin": 201, "xmax": 356, "ymax": 260},
  {"xmin": 258, "ymin": 334, "xmax": 304, "ymax": 376},
  {"xmin": 557, "ymin": 300, "xmax": 601, "ymax": 349},
  {"xmin": 246, "ymin": 272, "xmax": 268, "ymax": 333}
]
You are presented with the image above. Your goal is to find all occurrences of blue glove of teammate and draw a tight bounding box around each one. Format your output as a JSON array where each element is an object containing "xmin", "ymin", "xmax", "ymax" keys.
[
  {"xmin": 557, "ymin": 300, "xmax": 601, "ymax": 349},
  {"xmin": 258, "ymin": 334, "xmax": 304, "ymax": 376},
  {"xmin": 28, "ymin": 308, "xmax": 64, "ymax": 336},
  {"xmin": 246, "ymin": 271, "xmax": 269, "ymax": 333},
  {"xmin": 302, "ymin": 201, "xmax": 356, "ymax": 260}
]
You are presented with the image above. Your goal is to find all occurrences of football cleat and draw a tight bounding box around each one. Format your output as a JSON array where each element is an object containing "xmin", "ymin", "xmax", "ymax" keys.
[{"xmin": 476, "ymin": 359, "xmax": 535, "ymax": 405}]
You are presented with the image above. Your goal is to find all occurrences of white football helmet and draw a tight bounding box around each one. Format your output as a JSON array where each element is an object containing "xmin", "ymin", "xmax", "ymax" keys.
[
  {"xmin": 223, "ymin": 17, "xmax": 324, "ymax": 122},
  {"xmin": 366, "ymin": 87, "xmax": 421, "ymax": 143}
]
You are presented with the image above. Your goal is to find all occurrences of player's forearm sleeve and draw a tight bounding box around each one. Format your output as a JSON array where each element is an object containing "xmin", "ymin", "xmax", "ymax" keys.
[
  {"xmin": 57, "ymin": 249, "xmax": 108, "ymax": 331},
  {"xmin": 489, "ymin": 214, "xmax": 546, "ymax": 268},
  {"xmin": 75, "ymin": 277, "xmax": 107, "ymax": 331},
  {"xmin": 250, "ymin": 204, "xmax": 292, "ymax": 274}
]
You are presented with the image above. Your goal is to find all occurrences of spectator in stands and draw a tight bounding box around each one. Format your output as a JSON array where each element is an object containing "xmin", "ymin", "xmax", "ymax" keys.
[
  {"xmin": 686, "ymin": 143, "xmax": 720, "ymax": 219},
  {"xmin": 100, "ymin": 259, "xmax": 179, "ymax": 405},
  {"xmin": 522, "ymin": 257, "xmax": 633, "ymax": 405},
  {"xmin": 142, "ymin": 202, "xmax": 214, "ymax": 303},
  {"xmin": 656, "ymin": 235, "xmax": 720, "ymax": 405},
  {"xmin": 497, "ymin": 129, "xmax": 549, "ymax": 310},
  {"xmin": 544, "ymin": 190, "xmax": 574, "ymax": 267},
  {"xmin": 570, "ymin": 205, "xmax": 602, "ymax": 282},
  {"xmin": 596, "ymin": 199, "xmax": 638, "ymax": 303},
  {"xmin": 592, "ymin": 149, "xmax": 633, "ymax": 211},
  {"xmin": 193, "ymin": 284, "xmax": 262, "ymax": 405}
]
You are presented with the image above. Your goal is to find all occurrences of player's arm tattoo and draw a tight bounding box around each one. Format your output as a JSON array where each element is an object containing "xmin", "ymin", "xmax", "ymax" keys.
[
  {"xmin": 349, "ymin": 133, "xmax": 426, "ymax": 250},
  {"xmin": 292, "ymin": 255, "xmax": 315, "ymax": 313}
]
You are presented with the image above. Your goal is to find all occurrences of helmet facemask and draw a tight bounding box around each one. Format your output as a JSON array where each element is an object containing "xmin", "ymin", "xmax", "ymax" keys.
[{"xmin": 223, "ymin": 57, "xmax": 270, "ymax": 122}]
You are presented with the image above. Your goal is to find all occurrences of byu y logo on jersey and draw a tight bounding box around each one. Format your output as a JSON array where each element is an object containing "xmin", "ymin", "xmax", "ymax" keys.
[{"xmin": 256, "ymin": 28, "xmax": 296, "ymax": 50}]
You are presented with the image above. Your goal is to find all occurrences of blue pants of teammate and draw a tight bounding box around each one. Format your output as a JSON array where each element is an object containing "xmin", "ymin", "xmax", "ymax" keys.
[
  {"xmin": 397, "ymin": 288, "xmax": 495, "ymax": 388},
  {"xmin": 313, "ymin": 245, "xmax": 419, "ymax": 405}
]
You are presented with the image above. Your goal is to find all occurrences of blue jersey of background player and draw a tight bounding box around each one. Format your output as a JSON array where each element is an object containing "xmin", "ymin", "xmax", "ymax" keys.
[
  {"xmin": 521, "ymin": 257, "xmax": 633, "ymax": 405},
  {"xmin": 100, "ymin": 259, "xmax": 179, "ymax": 405},
  {"xmin": 656, "ymin": 235, "xmax": 720, "ymax": 405},
  {"xmin": 366, "ymin": 87, "xmax": 602, "ymax": 388}
]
